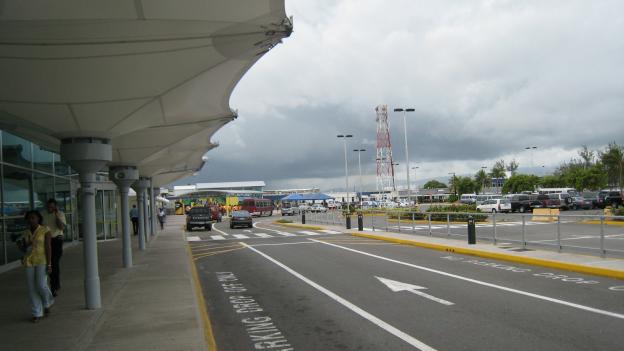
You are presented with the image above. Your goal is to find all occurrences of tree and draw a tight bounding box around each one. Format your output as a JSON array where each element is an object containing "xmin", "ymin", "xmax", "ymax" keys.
[
  {"xmin": 423, "ymin": 180, "xmax": 447, "ymax": 189},
  {"xmin": 502, "ymin": 174, "xmax": 540, "ymax": 194},
  {"xmin": 579, "ymin": 145, "xmax": 594, "ymax": 169},
  {"xmin": 599, "ymin": 142, "xmax": 623, "ymax": 189},
  {"xmin": 455, "ymin": 176, "xmax": 476, "ymax": 196},
  {"xmin": 474, "ymin": 169, "xmax": 490, "ymax": 194},
  {"xmin": 490, "ymin": 160, "xmax": 506, "ymax": 179},
  {"xmin": 540, "ymin": 175, "xmax": 564, "ymax": 188},
  {"xmin": 506, "ymin": 159, "xmax": 519, "ymax": 175}
]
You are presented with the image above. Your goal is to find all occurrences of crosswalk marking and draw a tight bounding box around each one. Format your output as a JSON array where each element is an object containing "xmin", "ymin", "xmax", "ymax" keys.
[
  {"xmin": 233, "ymin": 234, "xmax": 249, "ymax": 239},
  {"xmin": 298, "ymin": 231, "xmax": 321, "ymax": 236},
  {"xmin": 319, "ymin": 230, "xmax": 342, "ymax": 234},
  {"xmin": 186, "ymin": 236, "xmax": 202, "ymax": 242},
  {"xmin": 254, "ymin": 233, "xmax": 273, "ymax": 238},
  {"xmin": 210, "ymin": 235, "xmax": 226, "ymax": 240},
  {"xmin": 274, "ymin": 231, "xmax": 297, "ymax": 237}
]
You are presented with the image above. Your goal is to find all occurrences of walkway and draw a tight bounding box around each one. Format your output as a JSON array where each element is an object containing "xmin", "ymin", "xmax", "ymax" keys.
[{"xmin": 0, "ymin": 217, "xmax": 206, "ymax": 351}]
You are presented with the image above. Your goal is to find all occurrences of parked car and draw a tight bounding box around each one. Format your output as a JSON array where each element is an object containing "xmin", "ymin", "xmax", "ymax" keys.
[
  {"xmin": 596, "ymin": 190, "xmax": 623, "ymax": 209},
  {"xmin": 581, "ymin": 192, "xmax": 599, "ymax": 209},
  {"xmin": 569, "ymin": 196, "xmax": 592, "ymax": 210},
  {"xmin": 185, "ymin": 207, "xmax": 213, "ymax": 232},
  {"xmin": 281, "ymin": 205, "xmax": 300, "ymax": 216},
  {"xmin": 509, "ymin": 194, "xmax": 540, "ymax": 213},
  {"xmin": 310, "ymin": 204, "xmax": 327, "ymax": 213},
  {"xmin": 477, "ymin": 199, "xmax": 511, "ymax": 213},
  {"xmin": 298, "ymin": 203, "xmax": 311, "ymax": 212},
  {"xmin": 460, "ymin": 194, "xmax": 477, "ymax": 204},
  {"xmin": 230, "ymin": 210, "xmax": 253, "ymax": 229},
  {"xmin": 208, "ymin": 205, "xmax": 222, "ymax": 222}
]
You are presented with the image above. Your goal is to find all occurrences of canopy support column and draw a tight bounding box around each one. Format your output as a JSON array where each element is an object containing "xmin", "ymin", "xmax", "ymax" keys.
[{"xmin": 110, "ymin": 166, "xmax": 139, "ymax": 268}]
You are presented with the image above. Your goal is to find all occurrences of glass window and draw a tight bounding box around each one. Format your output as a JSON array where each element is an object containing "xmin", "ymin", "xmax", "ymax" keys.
[
  {"xmin": 5, "ymin": 217, "xmax": 27, "ymax": 264},
  {"xmin": 33, "ymin": 145, "xmax": 53, "ymax": 173},
  {"xmin": 2, "ymin": 165, "xmax": 32, "ymax": 217},
  {"xmin": 2, "ymin": 132, "xmax": 32, "ymax": 168},
  {"xmin": 53, "ymin": 153, "xmax": 70, "ymax": 176},
  {"xmin": 96, "ymin": 190, "xmax": 104, "ymax": 240},
  {"xmin": 33, "ymin": 172, "xmax": 55, "ymax": 211},
  {"xmin": 1, "ymin": 220, "xmax": 5, "ymax": 265}
]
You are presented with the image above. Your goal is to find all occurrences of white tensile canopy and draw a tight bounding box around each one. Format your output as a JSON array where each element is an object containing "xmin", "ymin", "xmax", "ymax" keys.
[{"xmin": 0, "ymin": 0, "xmax": 292, "ymax": 186}]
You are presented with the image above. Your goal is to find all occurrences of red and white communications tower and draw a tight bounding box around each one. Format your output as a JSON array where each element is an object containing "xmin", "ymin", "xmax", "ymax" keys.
[{"xmin": 375, "ymin": 105, "xmax": 396, "ymax": 191}]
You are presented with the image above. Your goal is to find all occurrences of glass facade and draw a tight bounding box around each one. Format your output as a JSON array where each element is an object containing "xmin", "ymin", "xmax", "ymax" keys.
[{"xmin": 0, "ymin": 129, "xmax": 122, "ymax": 267}]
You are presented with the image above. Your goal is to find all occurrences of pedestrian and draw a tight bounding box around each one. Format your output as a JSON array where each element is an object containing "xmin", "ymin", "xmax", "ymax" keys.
[
  {"xmin": 18, "ymin": 210, "xmax": 54, "ymax": 323},
  {"xmin": 41, "ymin": 199, "xmax": 66, "ymax": 297},
  {"xmin": 130, "ymin": 204, "xmax": 139, "ymax": 235},
  {"xmin": 157, "ymin": 207, "xmax": 166, "ymax": 230}
]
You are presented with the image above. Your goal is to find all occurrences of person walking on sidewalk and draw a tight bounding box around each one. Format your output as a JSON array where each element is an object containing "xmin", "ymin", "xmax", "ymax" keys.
[
  {"xmin": 130, "ymin": 205, "xmax": 139, "ymax": 235},
  {"xmin": 19, "ymin": 210, "xmax": 54, "ymax": 323},
  {"xmin": 157, "ymin": 207, "xmax": 166, "ymax": 230},
  {"xmin": 41, "ymin": 199, "xmax": 66, "ymax": 297}
]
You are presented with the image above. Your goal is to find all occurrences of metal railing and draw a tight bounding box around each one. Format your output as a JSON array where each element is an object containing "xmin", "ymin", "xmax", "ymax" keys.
[{"xmin": 296, "ymin": 209, "xmax": 624, "ymax": 258}]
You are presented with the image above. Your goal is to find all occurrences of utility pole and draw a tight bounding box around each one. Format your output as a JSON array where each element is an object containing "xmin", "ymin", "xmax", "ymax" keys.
[{"xmin": 394, "ymin": 108, "xmax": 415, "ymax": 204}]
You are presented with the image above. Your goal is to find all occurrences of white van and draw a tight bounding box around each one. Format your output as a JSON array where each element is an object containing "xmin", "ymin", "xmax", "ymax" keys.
[{"xmin": 460, "ymin": 194, "xmax": 477, "ymax": 204}]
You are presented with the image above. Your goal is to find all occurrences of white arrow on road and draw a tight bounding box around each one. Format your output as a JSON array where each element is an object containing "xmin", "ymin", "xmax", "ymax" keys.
[{"xmin": 376, "ymin": 276, "xmax": 454, "ymax": 306}]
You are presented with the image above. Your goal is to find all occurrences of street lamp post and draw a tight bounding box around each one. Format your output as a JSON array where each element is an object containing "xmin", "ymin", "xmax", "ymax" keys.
[
  {"xmin": 448, "ymin": 172, "xmax": 456, "ymax": 197},
  {"xmin": 394, "ymin": 108, "xmax": 415, "ymax": 204},
  {"xmin": 525, "ymin": 146, "xmax": 538, "ymax": 171},
  {"xmin": 353, "ymin": 149, "xmax": 366, "ymax": 207},
  {"xmin": 411, "ymin": 166, "xmax": 419, "ymax": 204},
  {"xmin": 337, "ymin": 134, "xmax": 353, "ymax": 207},
  {"xmin": 480, "ymin": 166, "xmax": 487, "ymax": 194},
  {"xmin": 392, "ymin": 162, "xmax": 400, "ymax": 200}
]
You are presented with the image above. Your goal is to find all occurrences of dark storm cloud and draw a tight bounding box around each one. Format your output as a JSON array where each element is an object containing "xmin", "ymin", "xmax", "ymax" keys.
[{"xmin": 173, "ymin": 0, "xmax": 624, "ymax": 189}]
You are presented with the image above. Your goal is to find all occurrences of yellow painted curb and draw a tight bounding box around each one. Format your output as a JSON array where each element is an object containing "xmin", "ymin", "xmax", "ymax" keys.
[
  {"xmin": 581, "ymin": 220, "xmax": 624, "ymax": 226},
  {"xmin": 352, "ymin": 233, "xmax": 624, "ymax": 280},
  {"xmin": 273, "ymin": 221, "xmax": 325, "ymax": 231},
  {"xmin": 185, "ymin": 244, "xmax": 218, "ymax": 351}
]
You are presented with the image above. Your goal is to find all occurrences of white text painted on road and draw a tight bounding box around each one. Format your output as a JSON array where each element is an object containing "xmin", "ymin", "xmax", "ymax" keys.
[{"xmin": 313, "ymin": 239, "xmax": 624, "ymax": 320}]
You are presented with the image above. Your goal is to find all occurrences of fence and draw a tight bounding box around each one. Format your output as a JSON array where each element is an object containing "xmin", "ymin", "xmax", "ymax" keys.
[{"xmin": 296, "ymin": 209, "xmax": 624, "ymax": 258}]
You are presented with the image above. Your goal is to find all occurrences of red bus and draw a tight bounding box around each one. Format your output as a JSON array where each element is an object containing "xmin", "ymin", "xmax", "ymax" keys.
[{"xmin": 241, "ymin": 198, "xmax": 274, "ymax": 217}]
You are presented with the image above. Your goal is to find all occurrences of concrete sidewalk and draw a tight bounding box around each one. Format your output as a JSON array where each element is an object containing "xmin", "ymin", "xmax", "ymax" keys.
[
  {"xmin": 0, "ymin": 216, "xmax": 206, "ymax": 351},
  {"xmin": 278, "ymin": 221, "xmax": 624, "ymax": 280}
]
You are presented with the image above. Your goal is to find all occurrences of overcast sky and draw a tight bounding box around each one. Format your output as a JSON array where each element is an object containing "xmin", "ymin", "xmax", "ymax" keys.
[{"xmin": 174, "ymin": 0, "xmax": 624, "ymax": 191}]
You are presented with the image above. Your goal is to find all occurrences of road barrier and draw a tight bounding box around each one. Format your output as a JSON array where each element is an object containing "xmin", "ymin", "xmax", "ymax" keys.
[
  {"xmin": 300, "ymin": 209, "xmax": 624, "ymax": 258},
  {"xmin": 532, "ymin": 208, "xmax": 560, "ymax": 222}
]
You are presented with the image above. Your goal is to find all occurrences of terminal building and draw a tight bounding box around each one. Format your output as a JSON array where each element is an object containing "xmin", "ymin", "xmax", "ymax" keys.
[{"xmin": 0, "ymin": 1, "xmax": 292, "ymax": 309}]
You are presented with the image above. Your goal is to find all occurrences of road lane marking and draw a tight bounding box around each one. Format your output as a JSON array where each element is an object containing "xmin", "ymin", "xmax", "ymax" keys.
[
  {"xmin": 233, "ymin": 234, "xmax": 249, "ymax": 239},
  {"xmin": 253, "ymin": 222, "xmax": 296, "ymax": 236},
  {"xmin": 298, "ymin": 231, "xmax": 321, "ymax": 236},
  {"xmin": 186, "ymin": 236, "xmax": 202, "ymax": 242},
  {"xmin": 241, "ymin": 242, "xmax": 438, "ymax": 351},
  {"xmin": 254, "ymin": 233, "xmax": 273, "ymax": 238},
  {"xmin": 311, "ymin": 239, "xmax": 624, "ymax": 321},
  {"xmin": 273, "ymin": 231, "xmax": 297, "ymax": 237},
  {"xmin": 212, "ymin": 223, "xmax": 230, "ymax": 237},
  {"xmin": 319, "ymin": 230, "xmax": 342, "ymax": 234},
  {"xmin": 210, "ymin": 235, "xmax": 226, "ymax": 240},
  {"xmin": 376, "ymin": 276, "xmax": 454, "ymax": 306},
  {"xmin": 249, "ymin": 241, "xmax": 316, "ymax": 247}
]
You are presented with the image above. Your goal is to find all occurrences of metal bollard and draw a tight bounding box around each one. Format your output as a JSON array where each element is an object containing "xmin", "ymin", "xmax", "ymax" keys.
[
  {"xmin": 467, "ymin": 216, "xmax": 476, "ymax": 244},
  {"xmin": 346, "ymin": 213, "xmax": 352, "ymax": 229},
  {"xmin": 358, "ymin": 213, "xmax": 363, "ymax": 231},
  {"xmin": 302, "ymin": 212, "xmax": 306, "ymax": 224}
]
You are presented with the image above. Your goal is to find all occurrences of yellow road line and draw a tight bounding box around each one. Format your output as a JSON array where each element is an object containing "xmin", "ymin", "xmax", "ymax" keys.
[
  {"xmin": 193, "ymin": 247, "xmax": 245, "ymax": 260},
  {"xmin": 192, "ymin": 244, "xmax": 244, "ymax": 252},
  {"xmin": 581, "ymin": 220, "xmax": 624, "ymax": 226},
  {"xmin": 352, "ymin": 233, "xmax": 624, "ymax": 280},
  {"xmin": 185, "ymin": 244, "xmax": 218, "ymax": 351}
]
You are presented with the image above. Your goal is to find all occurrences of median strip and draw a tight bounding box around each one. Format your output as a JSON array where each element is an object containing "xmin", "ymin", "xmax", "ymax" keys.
[{"xmin": 272, "ymin": 221, "xmax": 325, "ymax": 231}]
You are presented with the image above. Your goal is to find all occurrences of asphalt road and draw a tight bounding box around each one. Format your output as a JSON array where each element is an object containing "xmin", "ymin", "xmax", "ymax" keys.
[
  {"xmin": 188, "ymin": 218, "xmax": 624, "ymax": 351},
  {"xmin": 302, "ymin": 211, "xmax": 624, "ymax": 257}
]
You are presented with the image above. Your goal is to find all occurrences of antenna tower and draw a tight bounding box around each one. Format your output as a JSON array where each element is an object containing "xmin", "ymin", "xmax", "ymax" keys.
[{"xmin": 375, "ymin": 105, "xmax": 396, "ymax": 191}]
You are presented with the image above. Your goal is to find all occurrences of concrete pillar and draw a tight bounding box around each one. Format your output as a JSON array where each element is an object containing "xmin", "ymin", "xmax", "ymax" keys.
[
  {"xmin": 132, "ymin": 178, "xmax": 150, "ymax": 251},
  {"xmin": 149, "ymin": 181, "xmax": 155, "ymax": 237},
  {"xmin": 109, "ymin": 166, "xmax": 139, "ymax": 268},
  {"xmin": 60, "ymin": 137, "xmax": 112, "ymax": 310}
]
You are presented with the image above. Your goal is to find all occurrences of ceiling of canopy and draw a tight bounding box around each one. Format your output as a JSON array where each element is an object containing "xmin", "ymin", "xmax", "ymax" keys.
[{"xmin": 0, "ymin": 0, "xmax": 292, "ymax": 186}]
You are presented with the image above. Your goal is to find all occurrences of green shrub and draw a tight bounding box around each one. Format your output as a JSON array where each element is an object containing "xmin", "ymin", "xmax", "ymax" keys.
[
  {"xmin": 275, "ymin": 219, "xmax": 293, "ymax": 223},
  {"xmin": 612, "ymin": 208, "xmax": 624, "ymax": 219},
  {"xmin": 386, "ymin": 203, "xmax": 486, "ymax": 222}
]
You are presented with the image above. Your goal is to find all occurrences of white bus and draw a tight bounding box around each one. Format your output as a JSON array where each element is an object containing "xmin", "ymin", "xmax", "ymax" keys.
[{"xmin": 537, "ymin": 187, "xmax": 578, "ymax": 196}]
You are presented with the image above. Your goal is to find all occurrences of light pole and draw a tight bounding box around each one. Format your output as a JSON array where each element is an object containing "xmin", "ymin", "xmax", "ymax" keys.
[
  {"xmin": 448, "ymin": 172, "xmax": 456, "ymax": 197},
  {"xmin": 525, "ymin": 146, "xmax": 537, "ymax": 171},
  {"xmin": 480, "ymin": 166, "xmax": 487, "ymax": 194},
  {"xmin": 411, "ymin": 166, "xmax": 419, "ymax": 204},
  {"xmin": 353, "ymin": 149, "xmax": 366, "ymax": 207},
  {"xmin": 337, "ymin": 134, "xmax": 353, "ymax": 207},
  {"xmin": 394, "ymin": 107, "xmax": 415, "ymax": 204},
  {"xmin": 392, "ymin": 162, "xmax": 400, "ymax": 200}
]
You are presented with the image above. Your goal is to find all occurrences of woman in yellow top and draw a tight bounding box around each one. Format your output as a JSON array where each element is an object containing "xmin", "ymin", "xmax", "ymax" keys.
[{"xmin": 19, "ymin": 210, "xmax": 55, "ymax": 322}]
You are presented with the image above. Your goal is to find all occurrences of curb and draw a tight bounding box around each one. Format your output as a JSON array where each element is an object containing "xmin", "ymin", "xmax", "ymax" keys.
[
  {"xmin": 351, "ymin": 232, "xmax": 624, "ymax": 280},
  {"xmin": 581, "ymin": 220, "xmax": 624, "ymax": 226},
  {"xmin": 272, "ymin": 221, "xmax": 325, "ymax": 231},
  {"xmin": 185, "ymin": 244, "xmax": 218, "ymax": 351}
]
